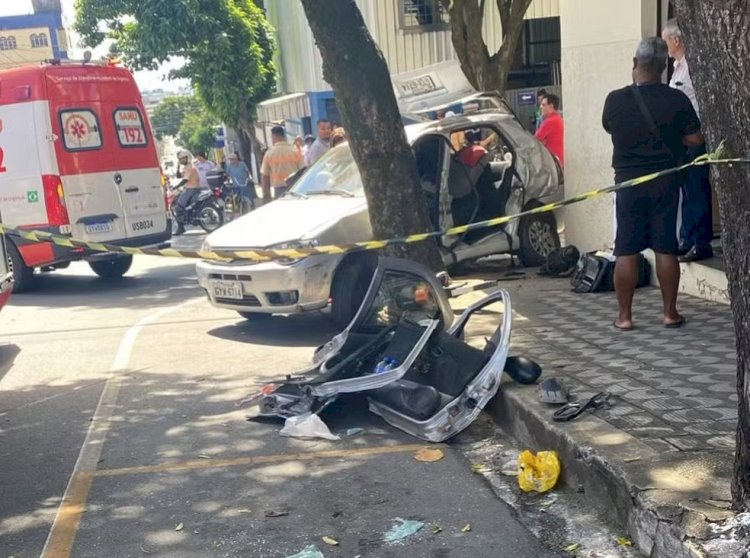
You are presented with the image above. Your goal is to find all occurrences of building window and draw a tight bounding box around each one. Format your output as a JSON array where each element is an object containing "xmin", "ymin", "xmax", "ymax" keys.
[
  {"xmin": 0, "ymin": 36, "xmax": 18, "ymax": 50},
  {"xmin": 31, "ymin": 33, "xmax": 49, "ymax": 48},
  {"xmin": 399, "ymin": 0, "xmax": 449, "ymax": 31}
]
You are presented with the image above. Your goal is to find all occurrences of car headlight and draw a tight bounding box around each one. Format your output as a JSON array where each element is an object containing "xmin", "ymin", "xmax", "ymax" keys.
[{"xmin": 268, "ymin": 239, "xmax": 319, "ymax": 265}]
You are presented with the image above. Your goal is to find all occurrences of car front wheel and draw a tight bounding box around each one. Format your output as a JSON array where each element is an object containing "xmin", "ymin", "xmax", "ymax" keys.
[
  {"xmin": 7, "ymin": 241, "xmax": 35, "ymax": 293},
  {"xmin": 518, "ymin": 211, "xmax": 560, "ymax": 267}
]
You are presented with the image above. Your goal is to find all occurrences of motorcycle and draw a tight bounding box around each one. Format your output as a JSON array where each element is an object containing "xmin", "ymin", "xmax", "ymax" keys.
[{"xmin": 168, "ymin": 181, "xmax": 225, "ymax": 233}]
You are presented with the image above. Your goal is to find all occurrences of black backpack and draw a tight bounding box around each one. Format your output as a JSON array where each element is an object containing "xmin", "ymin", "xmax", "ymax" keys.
[{"xmin": 570, "ymin": 252, "xmax": 650, "ymax": 293}]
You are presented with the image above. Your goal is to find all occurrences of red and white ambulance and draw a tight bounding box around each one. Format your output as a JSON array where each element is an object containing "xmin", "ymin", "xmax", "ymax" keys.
[{"xmin": 0, "ymin": 60, "xmax": 171, "ymax": 292}]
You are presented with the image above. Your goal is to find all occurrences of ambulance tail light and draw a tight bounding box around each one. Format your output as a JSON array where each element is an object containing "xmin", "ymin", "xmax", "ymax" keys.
[{"xmin": 42, "ymin": 175, "xmax": 70, "ymax": 227}]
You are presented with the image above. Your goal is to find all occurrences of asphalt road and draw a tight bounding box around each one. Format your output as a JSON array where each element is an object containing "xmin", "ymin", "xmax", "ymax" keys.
[{"xmin": 0, "ymin": 231, "xmax": 559, "ymax": 558}]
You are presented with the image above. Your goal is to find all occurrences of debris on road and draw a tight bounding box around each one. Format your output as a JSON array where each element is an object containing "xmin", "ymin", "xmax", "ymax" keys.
[
  {"xmin": 614, "ymin": 536, "xmax": 633, "ymax": 546},
  {"xmin": 174, "ymin": 522, "xmax": 184, "ymax": 531},
  {"xmin": 518, "ymin": 450, "xmax": 560, "ymax": 493},
  {"xmin": 343, "ymin": 427, "xmax": 364, "ymax": 437},
  {"xmin": 461, "ymin": 523, "xmax": 472, "ymax": 533},
  {"xmin": 264, "ymin": 510, "xmax": 290, "ymax": 518},
  {"xmin": 413, "ymin": 447, "xmax": 444, "ymax": 462},
  {"xmin": 321, "ymin": 536, "xmax": 339, "ymax": 546},
  {"xmin": 248, "ymin": 258, "xmax": 539, "ymax": 444},
  {"xmin": 563, "ymin": 542, "xmax": 581, "ymax": 553},
  {"xmin": 279, "ymin": 413, "xmax": 340, "ymax": 441},
  {"xmin": 383, "ymin": 518, "xmax": 425, "ymax": 543},
  {"xmin": 471, "ymin": 463, "xmax": 491, "ymax": 474},
  {"xmin": 431, "ymin": 526, "xmax": 443, "ymax": 534},
  {"xmin": 285, "ymin": 545, "xmax": 325, "ymax": 558}
]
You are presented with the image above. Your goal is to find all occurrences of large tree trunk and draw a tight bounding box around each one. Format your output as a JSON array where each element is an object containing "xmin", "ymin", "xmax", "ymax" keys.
[
  {"xmin": 299, "ymin": 0, "xmax": 443, "ymax": 270},
  {"xmin": 673, "ymin": 0, "xmax": 750, "ymax": 512},
  {"xmin": 441, "ymin": 0, "xmax": 532, "ymax": 92}
]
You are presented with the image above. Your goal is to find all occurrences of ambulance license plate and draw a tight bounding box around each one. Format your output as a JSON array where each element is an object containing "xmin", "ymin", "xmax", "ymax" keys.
[
  {"xmin": 211, "ymin": 280, "xmax": 243, "ymax": 300},
  {"xmin": 85, "ymin": 221, "xmax": 113, "ymax": 234}
]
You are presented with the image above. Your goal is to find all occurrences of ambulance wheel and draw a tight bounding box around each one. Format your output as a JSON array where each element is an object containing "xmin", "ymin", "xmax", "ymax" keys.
[
  {"xmin": 7, "ymin": 242, "xmax": 35, "ymax": 293},
  {"xmin": 89, "ymin": 256, "xmax": 133, "ymax": 279},
  {"xmin": 519, "ymin": 209, "xmax": 560, "ymax": 267}
]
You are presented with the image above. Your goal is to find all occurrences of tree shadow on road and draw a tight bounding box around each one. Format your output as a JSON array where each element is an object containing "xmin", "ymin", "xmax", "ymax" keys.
[{"xmin": 207, "ymin": 312, "xmax": 338, "ymax": 348}]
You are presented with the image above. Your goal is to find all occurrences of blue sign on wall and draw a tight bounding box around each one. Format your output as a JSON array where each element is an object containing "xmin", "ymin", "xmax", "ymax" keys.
[{"xmin": 517, "ymin": 91, "xmax": 536, "ymax": 106}]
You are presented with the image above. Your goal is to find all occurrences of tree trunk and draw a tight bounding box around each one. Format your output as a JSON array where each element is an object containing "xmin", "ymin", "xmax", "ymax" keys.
[
  {"xmin": 441, "ymin": 0, "xmax": 532, "ymax": 93},
  {"xmin": 673, "ymin": 0, "xmax": 750, "ymax": 512},
  {"xmin": 299, "ymin": 0, "xmax": 443, "ymax": 271}
]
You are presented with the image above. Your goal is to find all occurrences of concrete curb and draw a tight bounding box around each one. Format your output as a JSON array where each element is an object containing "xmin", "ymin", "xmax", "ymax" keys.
[{"xmin": 487, "ymin": 382, "xmax": 747, "ymax": 558}]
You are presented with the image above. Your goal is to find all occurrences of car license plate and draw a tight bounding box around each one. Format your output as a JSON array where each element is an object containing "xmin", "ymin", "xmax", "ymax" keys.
[
  {"xmin": 211, "ymin": 280, "xmax": 243, "ymax": 300},
  {"xmin": 85, "ymin": 221, "xmax": 113, "ymax": 234}
]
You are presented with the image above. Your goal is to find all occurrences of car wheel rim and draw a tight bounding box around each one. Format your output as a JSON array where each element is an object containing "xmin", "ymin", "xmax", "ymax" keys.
[{"xmin": 528, "ymin": 220, "xmax": 556, "ymax": 256}]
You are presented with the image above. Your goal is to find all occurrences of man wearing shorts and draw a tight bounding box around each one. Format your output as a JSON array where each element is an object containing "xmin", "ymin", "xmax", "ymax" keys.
[{"xmin": 602, "ymin": 37, "xmax": 703, "ymax": 331}]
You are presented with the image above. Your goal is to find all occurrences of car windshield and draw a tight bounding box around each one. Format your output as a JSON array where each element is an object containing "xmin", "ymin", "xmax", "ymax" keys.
[{"xmin": 292, "ymin": 144, "xmax": 364, "ymax": 197}]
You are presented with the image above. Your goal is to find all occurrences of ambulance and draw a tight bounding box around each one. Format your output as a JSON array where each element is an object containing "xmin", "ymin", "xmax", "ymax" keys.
[{"xmin": 0, "ymin": 60, "xmax": 171, "ymax": 292}]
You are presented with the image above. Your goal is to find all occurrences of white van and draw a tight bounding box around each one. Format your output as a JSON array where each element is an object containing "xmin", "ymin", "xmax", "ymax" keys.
[{"xmin": 0, "ymin": 61, "xmax": 171, "ymax": 291}]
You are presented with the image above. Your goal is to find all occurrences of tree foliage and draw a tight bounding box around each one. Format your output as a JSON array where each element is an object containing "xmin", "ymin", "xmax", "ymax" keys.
[
  {"xmin": 439, "ymin": 0, "xmax": 533, "ymax": 92},
  {"xmin": 73, "ymin": 0, "xmax": 276, "ymax": 131},
  {"xmin": 177, "ymin": 108, "xmax": 218, "ymax": 156},
  {"xmin": 150, "ymin": 96, "xmax": 201, "ymax": 139}
]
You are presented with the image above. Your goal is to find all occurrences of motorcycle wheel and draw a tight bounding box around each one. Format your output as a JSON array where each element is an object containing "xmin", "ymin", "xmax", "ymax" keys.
[{"xmin": 199, "ymin": 203, "xmax": 224, "ymax": 232}]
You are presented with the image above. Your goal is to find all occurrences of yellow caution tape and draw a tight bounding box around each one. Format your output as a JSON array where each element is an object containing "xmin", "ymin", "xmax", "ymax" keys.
[{"xmin": 1, "ymin": 142, "xmax": 747, "ymax": 263}]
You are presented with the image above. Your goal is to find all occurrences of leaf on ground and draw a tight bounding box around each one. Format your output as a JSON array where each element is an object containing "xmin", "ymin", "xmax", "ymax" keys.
[
  {"xmin": 615, "ymin": 536, "xmax": 633, "ymax": 546},
  {"xmin": 471, "ymin": 463, "xmax": 490, "ymax": 474},
  {"xmin": 322, "ymin": 536, "xmax": 339, "ymax": 546},
  {"xmin": 264, "ymin": 510, "xmax": 289, "ymax": 518},
  {"xmin": 238, "ymin": 509, "xmax": 252, "ymax": 514},
  {"xmin": 623, "ymin": 456, "xmax": 641, "ymax": 463},
  {"xmin": 432, "ymin": 526, "xmax": 443, "ymax": 534},
  {"xmin": 461, "ymin": 523, "xmax": 471, "ymax": 533},
  {"xmin": 564, "ymin": 542, "xmax": 581, "ymax": 552},
  {"xmin": 413, "ymin": 448, "xmax": 444, "ymax": 463},
  {"xmin": 175, "ymin": 523, "xmax": 184, "ymax": 532}
]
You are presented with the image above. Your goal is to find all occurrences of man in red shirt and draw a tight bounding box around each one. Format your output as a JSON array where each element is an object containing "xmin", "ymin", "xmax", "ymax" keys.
[{"xmin": 535, "ymin": 94, "xmax": 564, "ymax": 166}]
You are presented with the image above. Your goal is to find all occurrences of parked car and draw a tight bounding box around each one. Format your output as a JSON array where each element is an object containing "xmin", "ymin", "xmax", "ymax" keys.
[{"xmin": 197, "ymin": 95, "xmax": 563, "ymax": 328}]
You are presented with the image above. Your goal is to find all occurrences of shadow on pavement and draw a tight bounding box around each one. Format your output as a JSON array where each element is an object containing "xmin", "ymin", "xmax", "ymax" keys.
[
  {"xmin": 7, "ymin": 261, "xmax": 201, "ymax": 311},
  {"xmin": 0, "ymin": 342, "xmax": 20, "ymax": 383},
  {"xmin": 207, "ymin": 312, "xmax": 338, "ymax": 348}
]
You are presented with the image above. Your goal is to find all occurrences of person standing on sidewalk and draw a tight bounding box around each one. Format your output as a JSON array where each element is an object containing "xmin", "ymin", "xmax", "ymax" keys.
[
  {"xmin": 535, "ymin": 94, "xmax": 564, "ymax": 167},
  {"xmin": 305, "ymin": 119, "xmax": 333, "ymax": 167},
  {"xmin": 661, "ymin": 18, "xmax": 714, "ymax": 263},
  {"xmin": 260, "ymin": 126, "xmax": 303, "ymax": 201},
  {"xmin": 602, "ymin": 37, "xmax": 704, "ymax": 331}
]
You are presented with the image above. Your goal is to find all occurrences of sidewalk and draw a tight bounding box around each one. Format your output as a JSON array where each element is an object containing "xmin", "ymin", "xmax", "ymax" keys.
[{"xmin": 460, "ymin": 275, "xmax": 748, "ymax": 558}]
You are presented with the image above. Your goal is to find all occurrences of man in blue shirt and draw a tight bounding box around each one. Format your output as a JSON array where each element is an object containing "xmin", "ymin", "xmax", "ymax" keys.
[{"xmin": 226, "ymin": 153, "xmax": 256, "ymax": 210}]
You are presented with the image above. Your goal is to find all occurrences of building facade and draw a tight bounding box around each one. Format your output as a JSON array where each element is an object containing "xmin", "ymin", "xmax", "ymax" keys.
[
  {"xmin": 0, "ymin": 0, "xmax": 68, "ymax": 70},
  {"xmin": 260, "ymin": 0, "xmax": 560, "ymax": 139}
]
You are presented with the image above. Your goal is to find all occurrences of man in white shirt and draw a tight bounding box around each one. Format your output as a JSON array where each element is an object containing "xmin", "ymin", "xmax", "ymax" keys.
[
  {"xmin": 304, "ymin": 119, "xmax": 333, "ymax": 167},
  {"xmin": 662, "ymin": 18, "xmax": 713, "ymax": 262},
  {"xmin": 193, "ymin": 152, "xmax": 216, "ymax": 190}
]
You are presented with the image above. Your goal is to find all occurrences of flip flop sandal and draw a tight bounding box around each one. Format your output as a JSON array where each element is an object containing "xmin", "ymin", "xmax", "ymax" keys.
[
  {"xmin": 613, "ymin": 320, "xmax": 634, "ymax": 331},
  {"xmin": 553, "ymin": 391, "xmax": 613, "ymax": 422},
  {"xmin": 664, "ymin": 316, "xmax": 686, "ymax": 328}
]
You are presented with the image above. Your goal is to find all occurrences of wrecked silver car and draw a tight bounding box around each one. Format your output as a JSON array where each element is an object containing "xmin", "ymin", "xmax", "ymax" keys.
[{"xmin": 250, "ymin": 257, "xmax": 538, "ymax": 443}]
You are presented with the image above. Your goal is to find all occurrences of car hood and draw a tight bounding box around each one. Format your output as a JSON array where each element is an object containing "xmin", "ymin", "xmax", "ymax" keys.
[{"xmin": 206, "ymin": 196, "xmax": 369, "ymax": 249}]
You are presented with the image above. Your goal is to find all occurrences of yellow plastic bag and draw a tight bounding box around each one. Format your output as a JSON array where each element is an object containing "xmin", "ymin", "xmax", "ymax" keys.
[{"xmin": 517, "ymin": 449, "xmax": 561, "ymax": 493}]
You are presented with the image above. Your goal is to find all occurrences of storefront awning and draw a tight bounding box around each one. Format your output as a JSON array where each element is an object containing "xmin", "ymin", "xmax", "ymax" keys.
[{"xmin": 257, "ymin": 92, "xmax": 311, "ymax": 123}]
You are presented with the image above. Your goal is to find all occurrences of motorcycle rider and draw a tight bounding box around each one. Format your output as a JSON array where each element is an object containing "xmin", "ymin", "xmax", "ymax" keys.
[{"xmin": 174, "ymin": 149, "xmax": 201, "ymax": 235}]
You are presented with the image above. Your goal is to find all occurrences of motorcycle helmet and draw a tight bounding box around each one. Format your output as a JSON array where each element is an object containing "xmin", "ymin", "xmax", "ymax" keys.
[{"xmin": 177, "ymin": 149, "xmax": 192, "ymax": 163}]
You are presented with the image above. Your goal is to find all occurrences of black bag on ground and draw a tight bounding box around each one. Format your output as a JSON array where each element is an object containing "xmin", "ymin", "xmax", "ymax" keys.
[{"xmin": 570, "ymin": 252, "xmax": 650, "ymax": 293}]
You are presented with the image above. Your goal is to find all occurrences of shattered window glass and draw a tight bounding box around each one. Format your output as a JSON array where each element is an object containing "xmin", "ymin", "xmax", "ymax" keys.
[{"xmin": 363, "ymin": 271, "xmax": 440, "ymax": 328}]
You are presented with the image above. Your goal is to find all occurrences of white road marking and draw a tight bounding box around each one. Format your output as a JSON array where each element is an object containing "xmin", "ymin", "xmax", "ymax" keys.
[{"xmin": 41, "ymin": 298, "xmax": 201, "ymax": 558}]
